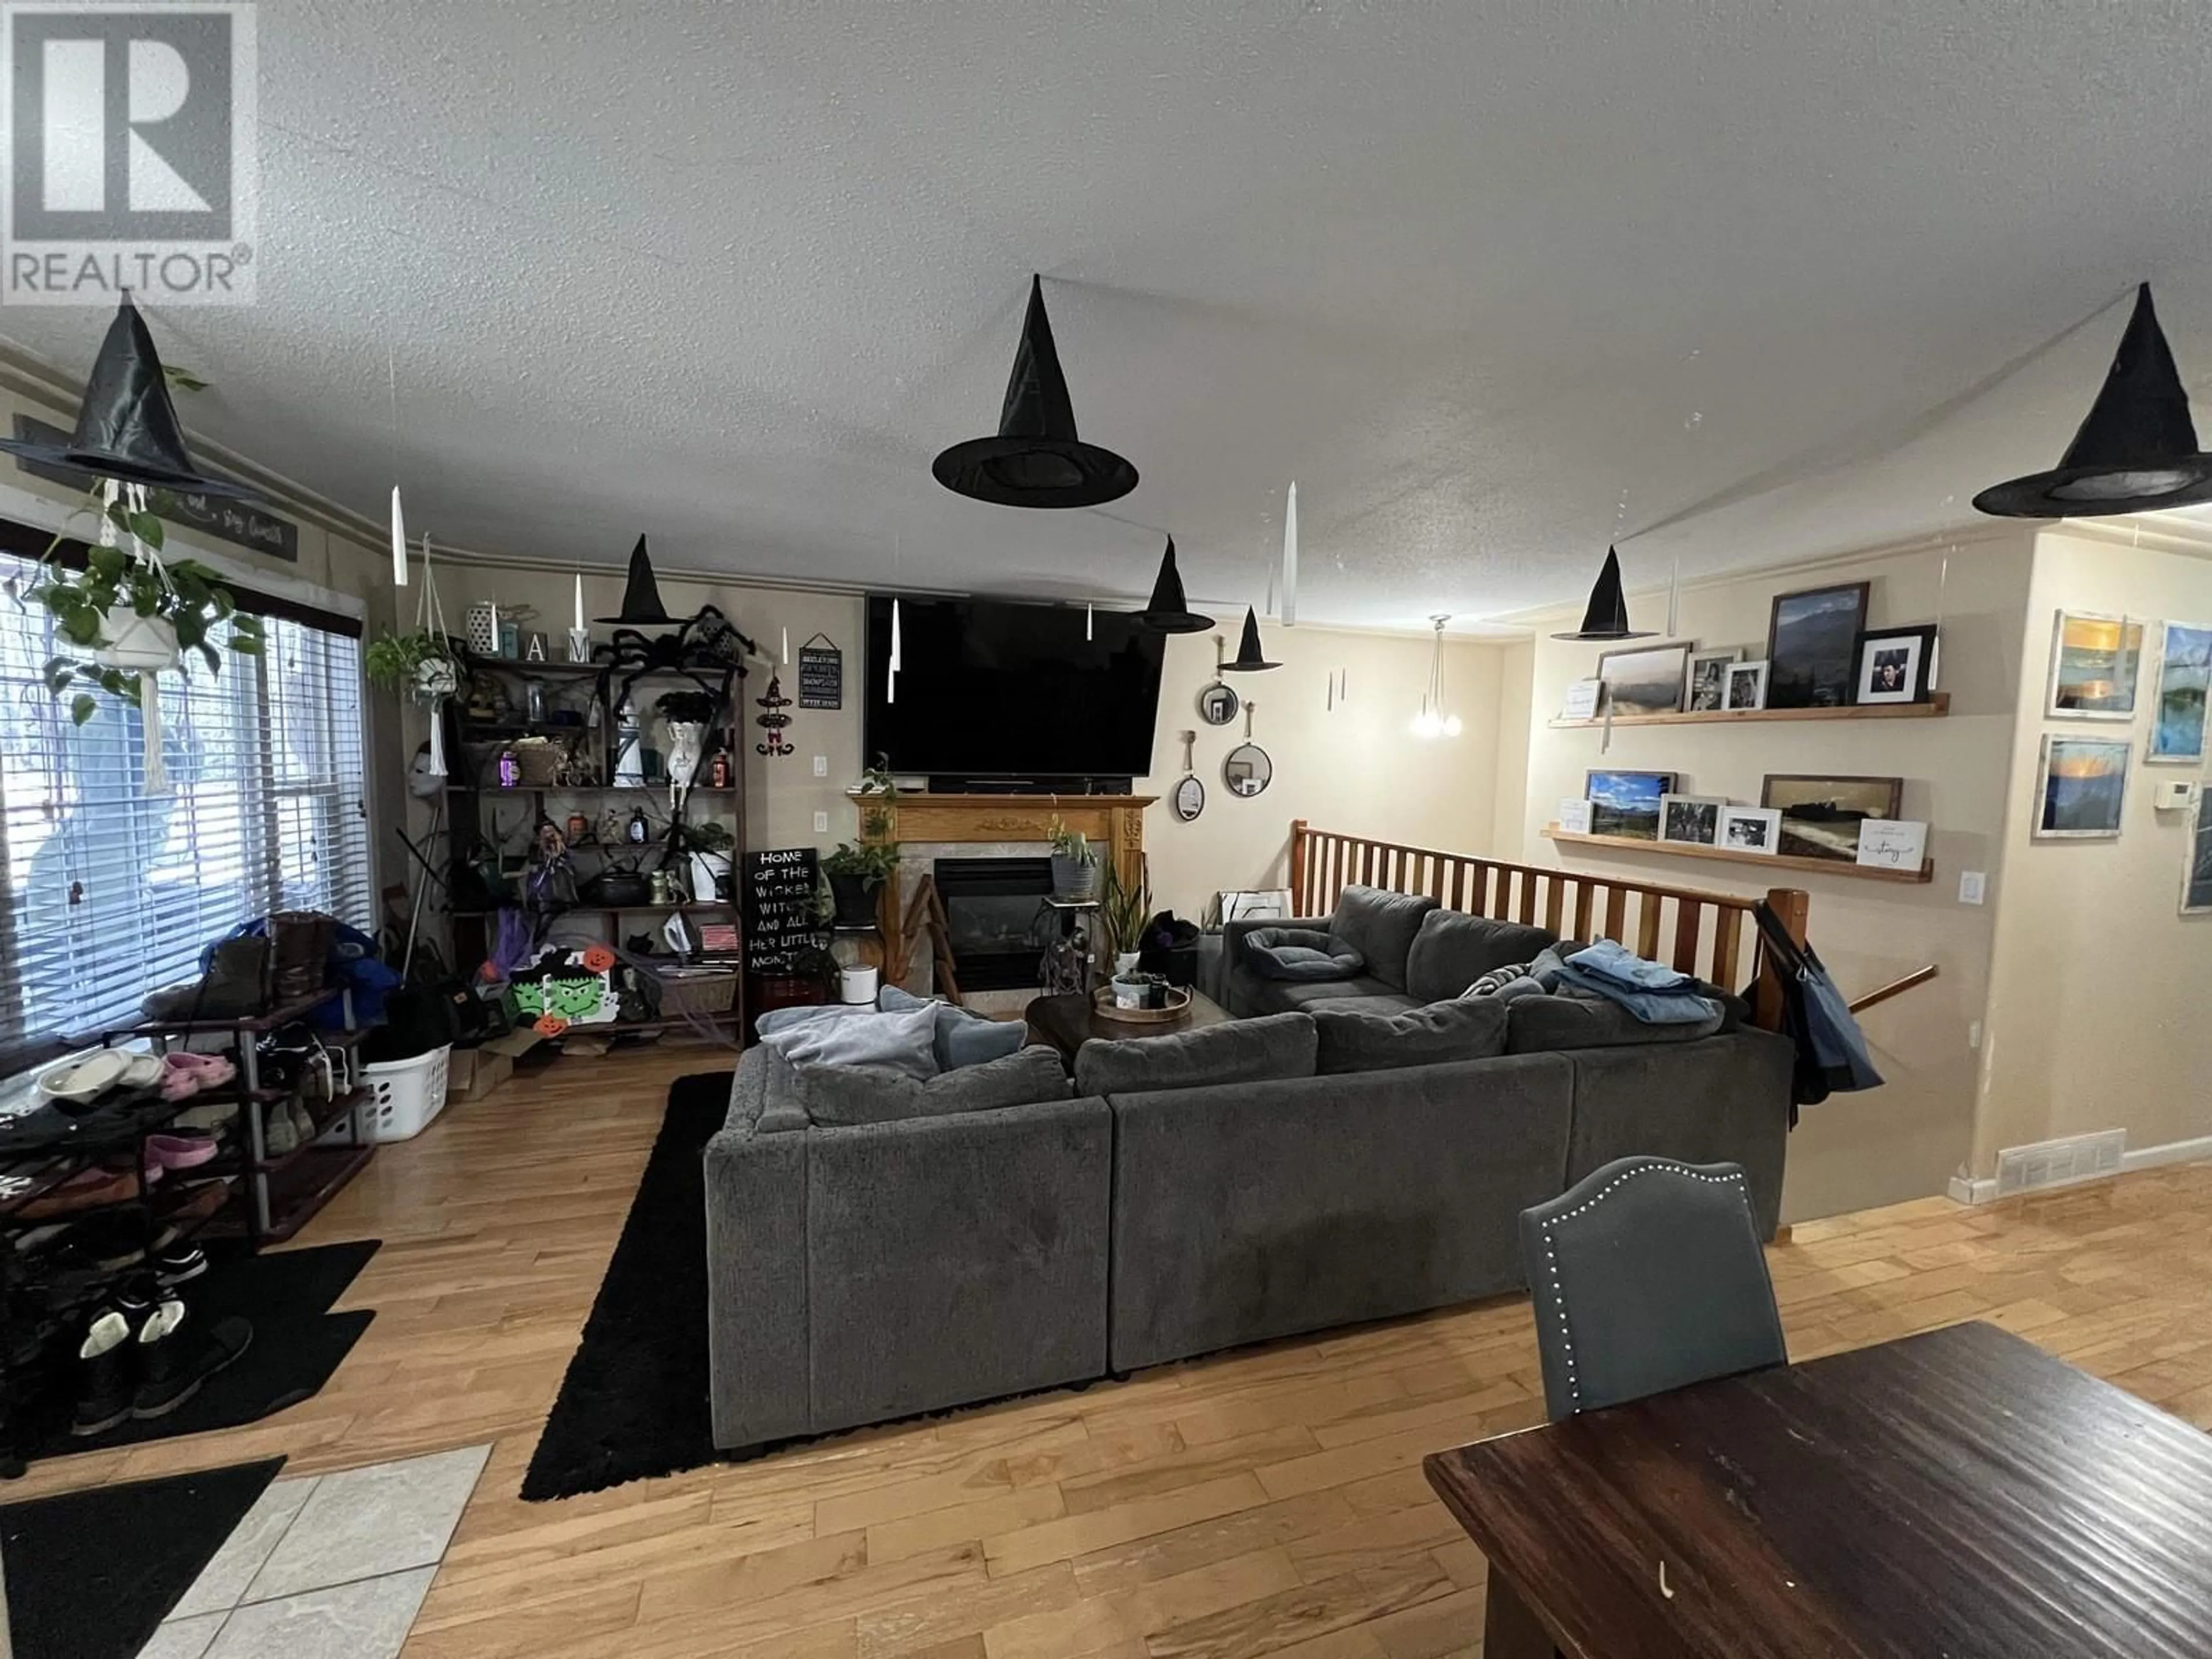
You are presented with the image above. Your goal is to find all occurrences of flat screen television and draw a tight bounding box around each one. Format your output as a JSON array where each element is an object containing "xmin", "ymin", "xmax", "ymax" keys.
[{"xmin": 863, "ymin": 595, "xmax": 1164, "ymax": 781}]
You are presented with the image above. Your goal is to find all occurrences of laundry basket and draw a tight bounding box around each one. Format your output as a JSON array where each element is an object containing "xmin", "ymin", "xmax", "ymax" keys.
[{"xmin": 357, "ymin": 1044, "xmax": 453, "ymax": 1142}]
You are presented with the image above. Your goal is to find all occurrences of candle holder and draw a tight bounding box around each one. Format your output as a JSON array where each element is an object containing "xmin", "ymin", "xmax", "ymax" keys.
[{"xmin": 566, "ymin": 627, "xmax": 592, "ymax": 663}]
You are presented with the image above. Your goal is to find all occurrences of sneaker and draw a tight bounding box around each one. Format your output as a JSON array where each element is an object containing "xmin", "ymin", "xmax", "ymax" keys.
[
  {"xmin": 132, "ymin": 1300, "xmax": 251, "ymax": 1419},
  {"xmin": 154, "ymin": 1243, "xmax": 208, "ymax": 1286},
  {"xmin": 146, "ymin": 1131, "xmax": 218, "ymax": 1171},
  {"xmin": 291, "ymin": 1100, "xmax": 319, "ymax": 1143},
  {"xmin": 71, "ymin": 1311, "xmax": 135, "ymax": 1435},
  {"xmin": 262, "ymin": 1104, "xmax": 298, "ymax": 1158}
]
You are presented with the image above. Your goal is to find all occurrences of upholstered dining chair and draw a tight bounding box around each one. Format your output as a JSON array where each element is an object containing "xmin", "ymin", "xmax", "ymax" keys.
[{"xmin": 1519, "ymin": 1154, "xmax": 1787, "ymax": 1421}]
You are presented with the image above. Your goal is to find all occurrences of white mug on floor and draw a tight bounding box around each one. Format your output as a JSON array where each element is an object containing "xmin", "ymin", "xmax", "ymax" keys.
[{"xmin": 840, "ymin": 967, "xmax": 879, "ymax": 1005}]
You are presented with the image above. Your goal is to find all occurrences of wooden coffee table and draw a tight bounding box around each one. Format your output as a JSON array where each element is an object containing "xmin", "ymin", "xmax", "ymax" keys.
[{"xmin": 1023, "ymin": 988, "xmax": 1230, "ymax": 1067}]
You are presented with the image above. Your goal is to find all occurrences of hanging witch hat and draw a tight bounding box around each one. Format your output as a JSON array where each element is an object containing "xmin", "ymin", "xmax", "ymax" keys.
[
  {"xmin": 0, "ymin": 294, "xmax": 257, "ymax": 499},
  {"xmin": 1976, "ymin": 284, "xmax": 2212, "ymax": 517},
  {"xmin": 1136, "ymin": 538, "xmax": 1214, "ymax": 633},
  {"xmin": 1551, "ymin": 547, "xmax": 1654, "ymax": 641},
  {"xmin": 596, "ymin": 535, "xmax": 680, "ymax": 626},
  {"xmin": 932, "ymin": 275, "xmax": 1139, "ymax": 509},
  {"xmin": 1220, "ymin": 607, "xmax": 1281, "ymax": 672}
]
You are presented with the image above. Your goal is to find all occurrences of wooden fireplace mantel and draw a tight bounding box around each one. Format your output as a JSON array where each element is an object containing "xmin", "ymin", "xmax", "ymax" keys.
[{"xmin": 854, "ymin": 791, "xmax": 1156, "ymax": 987}]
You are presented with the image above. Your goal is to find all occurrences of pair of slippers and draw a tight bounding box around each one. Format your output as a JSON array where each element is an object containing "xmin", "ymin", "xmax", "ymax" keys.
[
  {"xmin": 159, "ymin": 1050, "xmax": 237, "ymax": 1103},
  {"xmin": 35, "ymin": 1048, "xmax": 238, "ymax": 1110},
  {"xmin": 21, "ymin": 1132, "xmax": 219, "ymax": 1219}
]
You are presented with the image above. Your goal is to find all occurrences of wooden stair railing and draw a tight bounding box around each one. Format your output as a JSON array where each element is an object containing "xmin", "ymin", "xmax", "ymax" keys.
[
  {"xmin": 1847, "ymin": 963, "xmax": 1936, "ymax": 1015},
  {"xmin": 1287, "ymin": 820, "xmax": 1810, "ymax": 1035}
]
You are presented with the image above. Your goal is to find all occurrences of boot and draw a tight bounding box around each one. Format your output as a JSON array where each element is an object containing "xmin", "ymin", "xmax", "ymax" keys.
[
  {"xmin": 141, "ymin": 937, "xmax": 270, "ymax": 1022},
  {"xmin": 266, "ymin": 912, "xmax": 334, "ymax": 1006},
  {"xmin": 262, "ymin": 1102, "xmax": 298, "ymax": 1158},
  {"xmin": 132, "ymin": 1300, "xmax": 251, "ymax": 1418},
  {"xmin": 71, "ymin": 1311, "xmax": 135, "ymax": 1435}
]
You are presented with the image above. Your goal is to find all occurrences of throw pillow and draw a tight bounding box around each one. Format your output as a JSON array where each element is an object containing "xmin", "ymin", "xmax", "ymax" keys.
[
  {"xmin": 795, "ymin": 1045, "xmax": 1072, "ymax": 1126},
  {"xmin": 1241, "ymin": 926, "xmax": 1364, "ymax": 982},
  {"xmin": 1073, "ymin": 1012, "xmax": 1317, "ymax": 1096},
  {"xmin": 1310, "ymin": 998, "xmax": 1509, "ymax": 1074},
  {"xmin": 879, "ymin": 986, "xmax": 1029, "ymax": 1069},
  {"xmin": 759, "ymin": 1000, "xmax": 939, "ymax": 1077},
  {"xmin": 1404, "ymin": 910, "xmax": 1558, "ymax": 1003},
  {"xmin": 1505, "ymin": 991, "xmax": 1724, "ymax": 1054},
  {"xmin": 1460, "ymin": 961, "xmax": 1532, "ymax": 998},
  {"xmin": 1323, "ymin": 885, "xmax": 1437, "ymax": 993}
]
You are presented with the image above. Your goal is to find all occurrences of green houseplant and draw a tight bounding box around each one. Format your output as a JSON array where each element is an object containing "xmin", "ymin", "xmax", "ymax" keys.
[
  {"xmin": 1048, "ymin": 816, "xmax": 1099, "ymax": 902},
  {"xmin": 1097, "ymin": 856, "xmax": 1152, "ymax": 977},
  {"xmin": 822, "ymin": 757, "xmax": 902, "ymax": 928}
]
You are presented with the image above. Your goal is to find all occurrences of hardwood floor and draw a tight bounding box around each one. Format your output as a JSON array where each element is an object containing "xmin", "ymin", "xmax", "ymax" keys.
[{"xmin": 17, "ymin": 1046, "xmax": 2212, "ymax": 1658}]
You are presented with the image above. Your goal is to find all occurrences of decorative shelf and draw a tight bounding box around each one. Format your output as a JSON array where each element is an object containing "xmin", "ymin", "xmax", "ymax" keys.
[
  {"xmin": 1549, "ymin": 693, "xmax": 1950, "ymax": 730},
  {"xmin": 1543, "ymin": 825, "xmax": 1934, "ymax": 884}
]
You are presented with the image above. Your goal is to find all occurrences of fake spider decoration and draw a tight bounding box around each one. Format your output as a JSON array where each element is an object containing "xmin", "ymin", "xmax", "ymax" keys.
[{"xmin": 590, "ymin": 605, "xmax": 757, "ymax": 724}]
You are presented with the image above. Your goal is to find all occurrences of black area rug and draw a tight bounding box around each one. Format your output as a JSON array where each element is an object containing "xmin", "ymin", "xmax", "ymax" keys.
[
  {"xmin": 521, "ymin": 1073, "xmax": 730, "ymax": 1501},
  {"xmin": 25, "ymin": 1241, "xmax": 378, "ymax": 1460},
  {"xmin": 2, "ymin": 1457, "xmax": 284, "ymax": 1659}
]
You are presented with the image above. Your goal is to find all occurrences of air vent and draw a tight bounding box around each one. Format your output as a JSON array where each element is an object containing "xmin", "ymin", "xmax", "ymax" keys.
[{"xmin": 1994, "ymin": 1130, "xmax": 2126, "ymax": 1198}]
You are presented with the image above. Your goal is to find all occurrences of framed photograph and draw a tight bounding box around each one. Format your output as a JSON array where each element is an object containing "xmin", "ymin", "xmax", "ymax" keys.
[
  {"xmin": 1658, "ymin": 794, "xmax": 1725, "ymax": 846},
  {"xmin": 1561, "ymin": 678, "xmax": 1604, "ymax": 721},
  {"xmin": 1853, "ymin": 624, "xmax": 1937, "ymax": 706},
  {"xmin": 1767, "ymin": 581, "xmax": 1870, "ymax": 709},
  {"xmin": 1585, "ymin": 769, "xmax": 1677, "ymax": 840},
  {"xmin": 1557, "ymin": 798, "xmax": 1594, "ymax": 835},
  {"xmin": 2184, "ymin": 797, "xmax": 2212, "ymax": 915},
  {"xmin": 1684, "ymin": 649, "xmax": 1739, "ymax": 714},
  {"xmin": 1725, "ymin": 660, "xmax": 1769, "ymax": 710},
  {"xmin": 2034, "ymin": 734, "xmax": 2130, "ymax": 839},
  {"xmin": 1760, "ymin": 774, "xmax": 1905, "ymax": 862},
  {"xmin": 2149, "ymin": 620, "xmax": 2212, "ymax": 763},
  {"xmin": 1716, "ymin": 805, "xmax": 1782, "ymax": 854},
  {"xmin": 1596, "ymin": 642, "xmax": 1692, "ymax": 716},
  {"xmin": 2047, "ymin": 610, "xmax": 2143, "ymax": 719}
]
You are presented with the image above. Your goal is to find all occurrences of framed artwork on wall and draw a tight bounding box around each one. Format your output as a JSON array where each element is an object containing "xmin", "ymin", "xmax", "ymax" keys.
[
  {"xmin": 2034, "ymin": 734, "xmax": 2130, "ymax": 838},
  {"xmin": 1766, "ymin": 581, "xmax": 1870, "ymax": 709},
  {"xmin": 1658, "ymin": 794, "xmax": 1724, "ymax": 846},
  {"xmin": 1853, "ymin": 624, "xmax": 1938, "ymax": 705},
  {"xmin": 1716, "ymin": 805, "xmax": 1782, "ymax": 854},
  {"xmin": 2148, "ymin": 620, "xmax": 2212, "ymax": 763},
  {"xmin": 1725, "ymin": 659, "xmax": 1769, "ymax": 710},
  {"xmin": 1760, "ymin": 774, "xmax": 1904, "ymax": 862},
  {"xmin": 1684, "ymin": 649, "xmax": 1738, "ymax": 713},
  {"xmin": 1585, "ymin": 769, "xmax": 1677, "ymax": 840},
  {"xmin": 1596, "ymin": 642, "xmax": 1691, "ymax": 715},
  {"xmin": 2046, "ymin": 610, "xmax": 2143, "ymax": 719},
  {"xmin": 2184, "ymin": 796, "xmax": 2212, "ymax": 914}
]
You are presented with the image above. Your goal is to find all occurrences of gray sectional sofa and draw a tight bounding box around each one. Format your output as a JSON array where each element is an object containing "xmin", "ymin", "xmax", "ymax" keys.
[{"xmin": 703, "ymin": 889, "xmax": 1793, "ymax": 1454}]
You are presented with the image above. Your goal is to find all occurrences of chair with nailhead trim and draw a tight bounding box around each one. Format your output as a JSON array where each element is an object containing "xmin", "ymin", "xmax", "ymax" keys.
[{"xmin": 1519, "ymin": 1154, "xmax": 1786, "ymax": 1421}]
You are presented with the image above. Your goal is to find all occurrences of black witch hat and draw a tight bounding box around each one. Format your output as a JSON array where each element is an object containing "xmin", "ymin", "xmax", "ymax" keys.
[
  {"xmin": 1136, "ymin": 539, "xmax": 1213, "ymax": 633},
  {"xmin": 1219, "ymin": 607, "xmax": 1281, "ymax": 672},
  {"xmin": 1976, "ymin": 284, "xmax": 2212, "ymax": 517},
  {"xmin": 597, "ymin": 536, "xmax": 680, "ymax": 626},
  {"xmin": 0, "ymin": 294, "xmax": 257, "ymax": 499},
  {"xmin": 1551, "ymin": 547, "xmax": 1654, "ymax": 641},
  {"xmin": 932, "ymin": 275, "xmax": 1139, "ymax": 509}
]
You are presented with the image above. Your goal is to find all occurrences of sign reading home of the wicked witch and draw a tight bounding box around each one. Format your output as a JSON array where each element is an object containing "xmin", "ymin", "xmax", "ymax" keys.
[
  {"xmin": 11, "ymin": 415, "xmax": 300, "ymax": 563},
  {"xmin": 797, "ymin": 634, "xmax": 842, "ymax": 709},
  {"xmin": 744, "ymin": 847, "xmax": 821, "ymax": 975}
]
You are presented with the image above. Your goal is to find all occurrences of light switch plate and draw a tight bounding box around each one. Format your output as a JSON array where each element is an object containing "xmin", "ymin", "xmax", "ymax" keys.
[
  {"xmin": 813, "ymin": 810, "xmax": 830, "ymax": 834},
  {"xmin": 1959, "ymin": 870, "xmax": 1986, "ymax": 906},
  {"xmin": 813, "ymin": 755, "xmax": 828, "ymax": 778}
]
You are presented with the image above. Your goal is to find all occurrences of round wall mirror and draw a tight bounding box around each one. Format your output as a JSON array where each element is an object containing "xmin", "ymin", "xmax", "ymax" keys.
[
  {"xmin": 1198, "ymin": 681, "xmax": 1240, "ymax": 726},
  {"xmin": 1173, "ymin": 774, "xmax": 1206, "ymax": 821},
  {"xmin": 1223, "ymin": 743, "xmax": 1272, "ymax": 797}
]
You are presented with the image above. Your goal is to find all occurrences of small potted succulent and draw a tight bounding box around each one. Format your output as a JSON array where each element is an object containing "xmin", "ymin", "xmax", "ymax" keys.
[
  {"xmin": 1110, "ymin": 967, "xmax": 1168, "ymax": 1011},
  {"xmin": 1049, "ymin": 817, "xmax": 1099, "ymax": 902}
]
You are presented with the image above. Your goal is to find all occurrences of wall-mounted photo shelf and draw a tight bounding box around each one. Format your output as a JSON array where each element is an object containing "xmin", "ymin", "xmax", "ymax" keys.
[
  {"xmin": 1542, "ymin": 824, "xmax": 1934, "ymax": 884},
  {"xmin": 1548, "ymin": 692, "xmax": 1950, "ymax": 730}
]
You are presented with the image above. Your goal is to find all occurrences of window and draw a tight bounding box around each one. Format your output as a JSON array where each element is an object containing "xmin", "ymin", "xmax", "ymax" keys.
[{"xmin": 0, "ymin": 536, "xmax": 372, "ymax": 1065}]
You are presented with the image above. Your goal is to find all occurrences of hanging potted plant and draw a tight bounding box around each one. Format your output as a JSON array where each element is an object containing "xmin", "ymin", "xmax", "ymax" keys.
[
  {"xmin": 364, "ymin": 539, "xmax": 461, "ymax": 775},
  {"xmin": 1048, "ymin": 817, "xmax": 1099, "ymax": 902}
]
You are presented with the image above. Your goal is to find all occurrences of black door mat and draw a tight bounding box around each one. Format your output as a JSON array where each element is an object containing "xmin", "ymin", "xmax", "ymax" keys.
[
  {"xmin": 521, "ymin": 1074, "xmax": 727, "ymax": 1501},
  {"xmin": 2, "ymin": 1456, "xmax": 285, "ymax": 1659},
  {"xmin": 19, "ymin": 1241, "xmax": 378, "ymax": 1461}
]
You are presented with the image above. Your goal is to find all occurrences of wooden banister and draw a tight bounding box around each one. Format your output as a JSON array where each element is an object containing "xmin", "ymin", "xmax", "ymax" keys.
[
  {"xmin": 1849, "ymin": 963, "xmax": 1937, "ymax": 1015},
  {"xmin": 1289, "ymin": 823, "xmax": 1810, "ymax": 1033}
]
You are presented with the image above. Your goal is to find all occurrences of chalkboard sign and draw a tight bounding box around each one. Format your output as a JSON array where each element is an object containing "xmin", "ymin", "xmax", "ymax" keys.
[
  {"xmin": 11, "ymin": 415, "xmax": 301, "ymax": 563},
  {"xmin": 797, "ymin": 634, "xmax": 842, "ymax": 709},
  {"xmin": 744, "ymin": 847, "xmax": 821, "ymax": 974}
]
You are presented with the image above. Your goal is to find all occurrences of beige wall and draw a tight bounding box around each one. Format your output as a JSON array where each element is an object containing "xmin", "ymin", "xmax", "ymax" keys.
[
  {"xmin": 1973, "ymin": 525, "xmax": 2212, "ymax": 1173},
  {"xmin": 1508, "ymin": 529, "xmax": 2039, "ymax": 1221},
  {"xmin": 412, "ymin": 564, "xmax": 1507, "ymax": 924}
]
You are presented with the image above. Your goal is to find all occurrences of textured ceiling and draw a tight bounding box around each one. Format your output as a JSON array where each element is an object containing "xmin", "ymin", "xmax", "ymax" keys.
[{"xmin": 8, "ymin": 1, "xmax": 2212, "ymax": 627}]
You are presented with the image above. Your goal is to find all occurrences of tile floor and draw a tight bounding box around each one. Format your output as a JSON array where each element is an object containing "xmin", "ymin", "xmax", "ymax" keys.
[{"xmin": 138, "ymin": 1444, "xmax": 489, "ymax": 1659}]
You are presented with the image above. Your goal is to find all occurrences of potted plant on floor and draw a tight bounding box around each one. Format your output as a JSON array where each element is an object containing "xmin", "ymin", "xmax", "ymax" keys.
[
  {"xmin": 1097, "ymin": 856, "xmax": 1152, "ymax": 979},
  {"xmin": 822, "ymin": 840, "xmax": 896, "ymax": 929},
  {"xmin": 1049, "ymin": 818, "xmax": 1099, "ymax": 902}
]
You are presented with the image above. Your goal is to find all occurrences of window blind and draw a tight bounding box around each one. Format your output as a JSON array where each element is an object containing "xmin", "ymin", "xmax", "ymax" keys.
[{"xmin": 0, "ymin": 539, "xmax": 372, "ymax": 1064}]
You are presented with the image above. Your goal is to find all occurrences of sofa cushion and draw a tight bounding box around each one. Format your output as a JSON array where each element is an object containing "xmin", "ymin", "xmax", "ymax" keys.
[
  {"xmin": 1405, "ymin": 910, "xmax": 1558, "ymax": 1002},
  {"xmin": 1506, "ymin": 990, "xmax": 1725, "ymax": 1053},
  {"xmin": 796, "ymin": 1044, "xmax": 1071, "ymax": 1126},
  {"xmin": 1074, "ymin": 1011, "xmax": 1316, "ymax": 1096},
  {"xmin": 760, "ymin": 1000, "xmax": 940, "ymax": 1077},
  {"xmin": 1324, "ymin": 885, "xmax": 1437, "ymax": 993},
  {"xmin": 1310, "ymin": 998, "xmax": 1510, "ymax": 1074},
  {"xmin": 880, "ymin": 986, "xmax": 1029, "ymax": 1069},
  {"xmin": 1248, "ymin": 978, "xmax": 1423, "ymax": 1015},
  {"xmin": 1242, "ymin": 927, "xmax": 1365, "ymax": 982}
]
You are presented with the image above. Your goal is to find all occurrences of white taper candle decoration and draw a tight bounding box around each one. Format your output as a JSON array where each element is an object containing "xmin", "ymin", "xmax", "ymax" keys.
[
  {"xmin": 1281, "ymin": 480, "xmax": 1298, "ymax": 626},
  {"xmin": 391, "ymin": 486, "xmax": 408, "ymax": 587},
  {"xmin": 573, "ymin": 571, "xmax": 584, "ymax": 634}
]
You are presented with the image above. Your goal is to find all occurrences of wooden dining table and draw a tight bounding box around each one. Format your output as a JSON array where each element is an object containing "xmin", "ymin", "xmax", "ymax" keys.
[{"xmin": 1423, "ymin": 1319, "xmax": 2212, "ymax": 1657}]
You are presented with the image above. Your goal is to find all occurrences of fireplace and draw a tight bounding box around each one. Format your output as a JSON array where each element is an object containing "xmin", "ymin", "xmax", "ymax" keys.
[{"xmin": 935, "ymin": 857, "xmax": 1054, "ymax": 991}]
